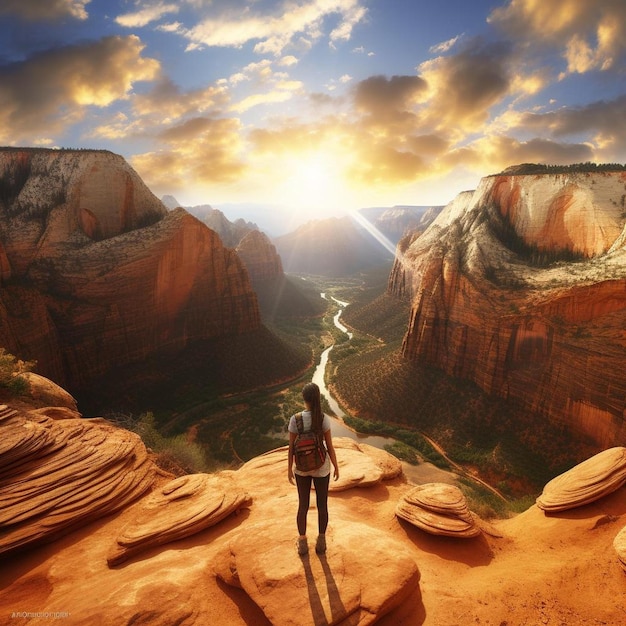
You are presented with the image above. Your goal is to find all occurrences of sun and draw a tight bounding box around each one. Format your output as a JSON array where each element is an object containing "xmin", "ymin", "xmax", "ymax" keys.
[{"xmin": 274, "ymin": 149, "xmax": 354, "ymax": 213}]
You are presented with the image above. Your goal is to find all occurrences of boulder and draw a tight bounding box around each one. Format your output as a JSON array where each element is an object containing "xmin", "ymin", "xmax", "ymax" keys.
[
  {"xmin": 213, "ymin": 520, "xmax": 420, "ymax": 625},
  {"xmin": 22, "ymin": 372, "xmax": 79, "ymax": 410},
  {"xmin": 107, "ymin": 471, "xmax": 251, "ymax": 566},
  {"xmin": 613, "ymin": 524, "xmax": 626, "ymax": 573},
  {"xmin": 536, "ymin": 446, "xmax": 626, "ymax": 512},
  {"xmin": 395, "ymin": 483, "xmax": 481, "ymax": 538}
]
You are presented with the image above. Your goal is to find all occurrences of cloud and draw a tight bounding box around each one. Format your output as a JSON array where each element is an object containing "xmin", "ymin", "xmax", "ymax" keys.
[
  {"xmin": 116, "ymin": 2, "xmax": 179, "ymax": 28},
  {"xmin": 445, "ymin": 135, "xmax": 593, "ymax": 172},
  {"xmin": 0, "ymin": 36, "xmax": 160, "ymax": 143},
  {"xmin": 131, "ymin": 116, "xmax": 246, "ymax": 192},
  {"xmin": 488, "ymin": 0, "xmax": 626, "ymax": 76},
  {"xmin": 417, "ymin": 39, "xmax": 512, "ymax": 134},
  {"xmin": 429, "ymin": 34, "xmax": 462, "ymax": 54},
  {"xmin": 354, "ymin": 75, "xmax": 427, "ymax": 123},
  {"xmin": 231, "ymin": 90, "xmax": 294, "ymax": 113},
  {"xmin": 132, "ymin": 77, "xmax": 228, "ymax": 120},
  {"xmin": 0, "ymin": 0, "xmax": 90, "ymax": 20},
  {"xmin": 496, "ymin": 95, "xmax": 626, "ymax": 157},
  {"xmin": 182, "ymin": 0, "xmax": 367, "ymax": 56}
]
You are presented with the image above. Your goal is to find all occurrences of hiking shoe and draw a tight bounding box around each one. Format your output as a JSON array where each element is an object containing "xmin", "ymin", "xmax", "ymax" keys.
[
  {"xmin": 315, "ymin": 534, "xmax": 326, "ymax": 554},
  {"xmin": 297, "ymin": 537, "xmax": 308, "ymax": 556}
]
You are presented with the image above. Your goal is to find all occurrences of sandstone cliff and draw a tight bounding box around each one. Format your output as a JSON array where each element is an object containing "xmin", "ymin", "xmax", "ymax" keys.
[
  {"xmin": 389, "ymin": 168, "xmax": 626, "ymax": 447},
  {"xmin": 236, "ymin": 229, "xmax": 283, "ymax": 282},
  {"xmin": 0, "ymin": 148, "xmax": 260, "ymax": 390}
]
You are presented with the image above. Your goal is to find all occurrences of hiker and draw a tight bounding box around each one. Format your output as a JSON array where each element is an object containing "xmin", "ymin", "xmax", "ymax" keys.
[{"xmin": 288, "ymin": 382, "xmax": 339, "ymax": 556}]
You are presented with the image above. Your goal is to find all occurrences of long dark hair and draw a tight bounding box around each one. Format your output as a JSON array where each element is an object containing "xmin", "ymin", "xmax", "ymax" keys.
[{"xmin": 302, "ymin": 382, "xmax": 323, "ymax": 433}]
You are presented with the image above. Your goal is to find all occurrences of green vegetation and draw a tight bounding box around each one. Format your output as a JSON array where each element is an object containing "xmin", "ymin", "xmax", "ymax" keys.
[
  {"xmin": 110, "ymin": 412, "xmax": 215, "ymax": 475},
  {"xmin": 0, "ymin": 348, "xmax": 35, "ymax": 395},
  {"xmin": 497, "ymin": 162, "xmax": 626, "ymax": 175}
]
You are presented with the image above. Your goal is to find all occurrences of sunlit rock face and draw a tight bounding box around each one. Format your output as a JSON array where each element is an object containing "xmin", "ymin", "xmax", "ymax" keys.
[
  {"xmin": 389, "ymin": 168, "xmax": 626, "ymax": 447},
  {"xmin": 0, "ymin": 148, "xmax": 261, "ymax": 390},
  {"xmin": 236, "ymin": 229, "xmax": 283, "ymax": 282}
]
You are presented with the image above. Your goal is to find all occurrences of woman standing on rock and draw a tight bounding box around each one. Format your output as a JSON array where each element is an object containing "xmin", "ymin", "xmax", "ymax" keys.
[{"xmin": 288, "ymin": 382, "xmax": 339, "ymax": 556}]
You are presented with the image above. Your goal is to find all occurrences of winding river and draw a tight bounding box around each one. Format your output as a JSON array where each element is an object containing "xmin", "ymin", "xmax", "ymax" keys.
[{"xmin": 315, "ymin": 294, "xmax": 457, "ymax": 485}]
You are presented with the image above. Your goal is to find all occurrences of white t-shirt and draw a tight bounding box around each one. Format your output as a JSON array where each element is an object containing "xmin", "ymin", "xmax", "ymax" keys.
[{"xmin": 288, "ymin": 410, "xmax": 331, "ymax": 477}]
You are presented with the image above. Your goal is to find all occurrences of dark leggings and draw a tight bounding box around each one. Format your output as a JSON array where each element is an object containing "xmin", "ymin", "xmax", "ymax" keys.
[{"xmin": 295, "ymin": 473, "xmax": 330, "ymax": 536}]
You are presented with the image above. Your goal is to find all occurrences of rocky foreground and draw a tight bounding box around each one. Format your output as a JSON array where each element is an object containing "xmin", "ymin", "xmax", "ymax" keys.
[{"xmin": 0, "ymin": 378, "xmax": 625, "ymax": 625}]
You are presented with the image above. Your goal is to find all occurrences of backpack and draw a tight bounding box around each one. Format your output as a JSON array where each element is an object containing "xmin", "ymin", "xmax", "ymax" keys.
[{"xmin": 293, "ymin": 413, "xmax": 326, "ymax": 472}]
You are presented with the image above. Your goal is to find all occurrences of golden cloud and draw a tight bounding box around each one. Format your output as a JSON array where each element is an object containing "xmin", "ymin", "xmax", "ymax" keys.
[
  {"xmin": 489, "ymin": 0, "xmax": 626, "ymax": 75},
  {"xmin": 132, "ymin": 77, "xmax": 229, "ymax": 119},
  {"xmin": 131, "ymin": 116, "xmax": 246, "ymax": 193},
  {"xmin": 0, "ymin": 36, "xmax": 160, "ymax": 142},
  {"xmin": 417, "ymin": 39, "xmax": 512, "ymax": 134}
]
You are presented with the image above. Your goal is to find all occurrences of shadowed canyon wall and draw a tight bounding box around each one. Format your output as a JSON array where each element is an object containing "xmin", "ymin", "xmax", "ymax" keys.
[
  {"xmin": 389, "ymin": 169, "xmax": 626, "ymax": 447},
  {"xmin": 0, "ymin": 148, "xmax": 260, "ymax": 390}
]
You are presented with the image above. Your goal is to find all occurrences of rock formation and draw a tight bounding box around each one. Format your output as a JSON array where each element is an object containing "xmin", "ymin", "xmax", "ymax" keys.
[
  {"xmin": 536, "ymin": 446, "xmax": 626, "ymax": 512},
  {"xmin": 166, "ymin": 197, "xmax": 259, "ymax": 248},
  {"xmin": 389, "ymin": 167, "xmax": 626, "ymax": 447},
  {"xmin": 0, "ymin": 403, "xmax": 157, "ymax": 556},
  {"xmin": 236, "ymin": 229, "xmax": 283, "ymax": 282},
  {"xmin": 213, "ymin": 520, "xmax": 420, "ymax": 626},
  {"xmin": 395, "ymin": 483, "xmax": 481, "ymax": 538},
  {"xmin": 0, "ymin": 148, "xmax": 261, "ymax": 390},
  {"xmin": 107, "ymin": 472, "xmax": 251, "ymax": 566}
]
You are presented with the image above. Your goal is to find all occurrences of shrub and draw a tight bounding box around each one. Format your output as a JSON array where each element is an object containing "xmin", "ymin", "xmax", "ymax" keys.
[
  {"xmin": 128, "ymin": 412, "xmax": 211, "ymax": 475},
  {"xmin": 0, "ymin": 348, "xmax": 35, "ymax": 395}
]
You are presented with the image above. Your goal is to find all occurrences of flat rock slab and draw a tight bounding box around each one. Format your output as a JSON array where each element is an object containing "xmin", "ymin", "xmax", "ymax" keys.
[
  {"xmin": 0, "ymin": 408, "xmax": 156, "ymax": 555},
  {"xmin": 536, "ymin": 447, "xmax": 626, "ymax": 513},
  {"xmin": 213, "ymin": 520, "xmax": 420, "ymax": 626},
  {"xmin": 396, "ymin": 483, "xmax": 481, "ymax": 538},
  {"xmin": 108, "ymin": 471, "xmax": 251, "ymax": 566}
]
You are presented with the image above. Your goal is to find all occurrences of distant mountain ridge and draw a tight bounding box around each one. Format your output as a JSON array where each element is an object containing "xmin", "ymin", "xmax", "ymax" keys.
[{"xmin": 162, "ymin": 195, "xmax": 259, "ymax": 248}]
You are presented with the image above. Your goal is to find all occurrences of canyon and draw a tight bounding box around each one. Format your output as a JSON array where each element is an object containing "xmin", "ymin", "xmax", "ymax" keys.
[
  {"xmin": 0, "ymin": 149, "xmax": 261, "ymax": 391},
  {"xmin": 389, "ymin": 167, "xmax": 626, "ymax": 448}
]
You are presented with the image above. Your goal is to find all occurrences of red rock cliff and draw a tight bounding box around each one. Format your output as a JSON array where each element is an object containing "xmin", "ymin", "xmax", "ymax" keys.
[
  {"xmin": 0, "ymin": 148, "xmax": 260, "ymax": 389},
  {"xmin": 390, "ymin": 169, "xmax": 626, "ymax": 447},
  {"xmin": 236, "ymin": 230, "xmax": 283, "ymax": 282}
]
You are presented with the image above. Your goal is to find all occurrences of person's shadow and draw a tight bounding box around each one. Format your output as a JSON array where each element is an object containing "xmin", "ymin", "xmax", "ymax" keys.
[{"xmin": 301, "ymin": 552, "xmax": 347, "ymax": 625}]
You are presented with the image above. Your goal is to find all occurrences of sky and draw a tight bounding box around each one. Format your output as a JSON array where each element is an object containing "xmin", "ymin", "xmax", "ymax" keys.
[{"xmin": 1, "ymin": 0, "xmax": 625, "ymax": 231}]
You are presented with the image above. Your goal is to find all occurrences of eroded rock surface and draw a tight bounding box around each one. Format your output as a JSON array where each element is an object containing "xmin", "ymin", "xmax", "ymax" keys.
[
  {"xmin": 395, "ymin": 483, "xmax": 481, "ymax": 538},
  {"xmin": 0, "ymin": 404, "xmax": 157, "ymax": 555},
  {"xmin": 107, "ymin": 472, "xmax": 251, "ymax": 566},
  {"xmin": 213, "ymin": 520, "xmax": 420, "ymax": 626},
  {"xmin": 390, "ymin": 169, "xmax": 626, "ymax": 447},
  {"xmin": 536, "ymin": 446, "xmax": 626, "ymax": 512}
]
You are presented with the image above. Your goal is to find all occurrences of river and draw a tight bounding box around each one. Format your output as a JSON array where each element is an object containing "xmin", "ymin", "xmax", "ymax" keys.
[{"xmin": 315, "ymin": 293, "xmax": 457, "ymax": 485}]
